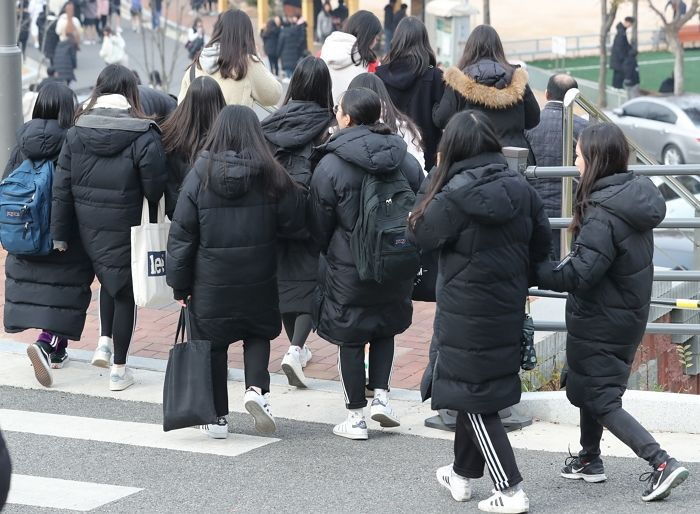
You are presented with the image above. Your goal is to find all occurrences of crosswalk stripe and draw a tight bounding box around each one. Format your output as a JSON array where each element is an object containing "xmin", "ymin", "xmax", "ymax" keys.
[
  {"xmin": 0, "ymin": 409, "xmax": 279, "ymax": 457},
  {"xmin": 7, "ymin": 474, "xmax": 142, "ymax": 511}
]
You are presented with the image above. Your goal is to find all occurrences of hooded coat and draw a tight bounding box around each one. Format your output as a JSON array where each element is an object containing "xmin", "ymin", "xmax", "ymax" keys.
[
  {"xmin": 537, "ymin": 173, "xmax": 665, "ymax": 418},
  {"xmin": 138, "ymin": 85, "xmax": 177, "ymax": 124},
  {"xmin": 166, "ymin": 151, "xmax": 306, "ymax": 343},
  {"xmin": 611, "ymin": 23, "xmax": 631, "ymax": 89},
  {"xmin": 177, "ymin": 44, "xmax": 282, "ymax": 107},
  {"xmin": 410, "ymin": 153, "xmax": 551, "ymax": 414},
  {"xmin": 277, "ymin": 23, "xmax": 306, "ymax": 72},
  {"xmin": 52, "ymin": 39, "xmax": 77, "ymax": 83},
  {"xmin": 3, "ymin": 119, "xmax": 94, "ymax": 340},
  {"xmin": 321, "ymin": 32, "xmax": 373, "ymax": 103},
  {"xmin": 375, "ymin": 60, "xmax": 444, "ymax": 170},
  {"xmin": 261, "ymin": 101, "xmax": 334, "ymax": 314},
  {"xmin": 308, "ymin": 125, "xmax": 423, "ymax": 346},
  {"xmin": 433, "ymin": 60, "xmax": 540, "ymax": 164},
  {"xmin": 51, "ymin": 95, "xmax": 168, "ymax": 297}
]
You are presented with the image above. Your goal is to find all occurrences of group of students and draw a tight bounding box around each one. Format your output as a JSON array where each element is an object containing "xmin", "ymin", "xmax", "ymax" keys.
[{"xmin": 3, "ymin": 8, "xmax": 690, "ymax": 513}]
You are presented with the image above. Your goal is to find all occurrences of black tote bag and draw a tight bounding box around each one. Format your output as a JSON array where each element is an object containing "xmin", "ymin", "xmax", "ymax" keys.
[
  {"xmin": 162, "ymin": 306, "xmax": 217, "ymax": 431},
  {"xmin": 412, "ymin": 250, "xmax": 438, "ymax": 302}
]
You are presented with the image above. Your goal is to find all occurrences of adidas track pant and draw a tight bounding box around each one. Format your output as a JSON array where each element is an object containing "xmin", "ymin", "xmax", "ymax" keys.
[{"xmin": 453, "ymin": 411, "xmax": 523, "ymax": 491}]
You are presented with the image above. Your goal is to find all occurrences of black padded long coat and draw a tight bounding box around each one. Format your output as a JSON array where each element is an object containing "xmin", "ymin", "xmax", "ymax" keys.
[
  {"xmin": 3, "ymin": 119, "xmax": 94, "ymax": 340},
  {"xmin": 166, "ymin": 151, "xmax": 306, "ymax": 343},
  {"xmin": 261, "ymin": 100, "xmax": 334, "ymax": 314},
  {"xmin": 51, "ymin": 104, "xmax": 167, "ymax": 297},
  {"xmin": 537, "ymin": 173, "xmax": 665, "ymax": 418},
  {"xmin": 308, "ymin": 125, "xmax": 423, "ymax": 346},
  {"xmin": 410, "ymin": 153, "xmax": 551, "ymax": 414}
]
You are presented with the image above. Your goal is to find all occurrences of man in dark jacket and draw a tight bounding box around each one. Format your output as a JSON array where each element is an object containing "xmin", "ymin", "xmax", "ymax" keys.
[
  {"xmin": 610, "ymin": 17, "xmax": 634, "ymax": 89},
  {"xmin": 623, "ymin": 49, "xmax": 641, "ymax": 99},
  {"xmin": 277, "ymin": 16, "xmax": 307, "ymax": 79},
  {"xmin": 526, "ymin": 73, "xmax": 587, "ymax": 259}
]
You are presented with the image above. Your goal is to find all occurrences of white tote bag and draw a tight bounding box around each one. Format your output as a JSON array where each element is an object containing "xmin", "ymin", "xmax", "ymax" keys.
[{"xmin": 131, "ymin": 197, "xmax": 173, "ymax": 308}]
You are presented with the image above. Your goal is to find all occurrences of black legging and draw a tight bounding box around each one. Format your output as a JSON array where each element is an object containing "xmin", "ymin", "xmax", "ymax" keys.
[
  {"xmin": 338, "ymin": 338, "xmax": 394, "ymax": 410},
  {"xmin": 210, "ymin": 338, "xmax": 270, "ymax": 417},
  {"xmin": 99, "ymin": 287, "xmax": 137, "ymax": 365},
  {"xmin": 282, "ymin": 312, "xmax": 313, "ymax": 348}
]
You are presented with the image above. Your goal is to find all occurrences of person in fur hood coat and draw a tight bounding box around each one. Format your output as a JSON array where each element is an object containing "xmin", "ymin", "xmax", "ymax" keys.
[{"xmin": 433, "ymin": 25, "xmax": 540, "ymax": 164}]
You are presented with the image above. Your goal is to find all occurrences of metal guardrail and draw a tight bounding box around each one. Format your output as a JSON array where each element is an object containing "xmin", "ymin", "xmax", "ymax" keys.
[
  {"xmin": 533, "ymin": 320, "xmax": 700, "ymax": 336},
  {"xmin": 525, "ymin": 164, "xmax": 700, "ymax": 179},
  {"xmin": 548, "ymin": 217, "xmax": 700, "ymax": 229}
]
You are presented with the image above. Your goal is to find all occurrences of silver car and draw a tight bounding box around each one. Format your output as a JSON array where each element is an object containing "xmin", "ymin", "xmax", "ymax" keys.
[{"xmin": 607, "ymin": 95, "xmax": 700, "ymax": 164}]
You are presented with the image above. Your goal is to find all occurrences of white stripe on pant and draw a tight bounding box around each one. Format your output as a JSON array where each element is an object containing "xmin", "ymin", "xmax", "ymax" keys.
[{"xmin": 467, "ymin": 413, "xmax": 510, "ymax": 490}]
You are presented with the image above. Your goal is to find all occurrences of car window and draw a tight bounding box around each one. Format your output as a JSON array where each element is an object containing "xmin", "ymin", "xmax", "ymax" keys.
[
  {"xmin": 677, "ymin": 176, "xmax": 700, "ymax": 194},
  {"xmin": 647, "ymin": 104, "xmax": 678, "ymax": 124},
  {"xmin": 683, "ymin": 107, "xmax": 700, "ymax": 127},
  {"xmin": 623, "ymin": 102, "xmax": 652, "ymax": 119}
]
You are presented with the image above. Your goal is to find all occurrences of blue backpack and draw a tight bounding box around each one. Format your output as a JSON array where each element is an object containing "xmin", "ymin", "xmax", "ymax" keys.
[{"xmin": 0, "ymin": 159, "xmax": 54, "ymax": 256}]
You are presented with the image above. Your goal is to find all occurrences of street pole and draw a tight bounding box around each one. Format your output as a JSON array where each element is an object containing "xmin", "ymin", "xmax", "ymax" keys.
[{"xmin": 0, "ymin": 1, "xmax": 24, "ymax": 167}]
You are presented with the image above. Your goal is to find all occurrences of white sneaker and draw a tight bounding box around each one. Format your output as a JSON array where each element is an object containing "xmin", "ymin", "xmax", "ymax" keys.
[
  {"xmin": 91, "ymin": 336, "xmax": 113, "ymax": 368},
  {"xmin": 109, "ymin": 366, "xmax": 135, "ymax": 391},
  {"xmin": 370, "ymin": 397, "xmax": 400, "ymax": 427},
  {"xmin": 478, "ymin": 489, "xmax": 529, "ymax": 513},
  {"xmin": 243, "ymin": 388, "xmax": 276, "ymax": 434},
  {"xmin": 199, "ymin": 417, "xmax": 228, "ymax": 439},
  {"xmin": 281, "ymin": 346, "xmax": 311, "ymax": 388},
  {"xmin": 436, "ymin": 464, "xmax": 472, "ymax": 501},
  {"xmin": 333, "ymin": 414, "xmax": 368, "ymax": 440}
]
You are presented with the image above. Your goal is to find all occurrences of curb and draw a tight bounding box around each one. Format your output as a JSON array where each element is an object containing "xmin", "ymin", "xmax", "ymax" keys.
[{"xmin": 517, "ymin": 390, "xmax": 700, "ymax": 434}]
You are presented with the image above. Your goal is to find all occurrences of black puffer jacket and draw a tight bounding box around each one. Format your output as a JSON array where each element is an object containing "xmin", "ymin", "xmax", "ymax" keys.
[
  {"xmin": 52, "ymin": 100, "xmax": 167, "ymax": 297},
  {"xmin": 610, "ymin": 23, "xmax": 631, "ymax": 72},
  {"xmin": 537, "ymin": 173, "xmax": 665, "ymax": 417},
  {"xmin": 308, "ymin": 125, "xmax": 423, "ymax": 346},
  {"xmin": 277, "ymin": 23, "xmax": 306, "ymax": 72},
  {"xmin": 434, "ymin": 60, "xmax": 540, "ymax": 164},
  {"xmin": 410, "ymin": 153, "xmax": 551, "ymax": 413},
  {"xmin": 3, "ymin": 119, "xmax": 94, "ymax": 340},
  {"xmin": 164, "ymin": 150, "xmax": 190, "ymax": 219},
  {"xmin": 375, "ymin": 60, "xmax": 444, "ymax": 170},
  {"xmin": 138, "ymin": 86, "xmax": 177, "ymax": 124},
  {"xmin": 166, "ymin": 151, "xmax": 306, "ymax": 343},
  {"xmin": 261, "ymin": 25, "xmax": 280, "ymax": 56},
  {"xmin": 261, "ymin": 101, "xmax": 333, "ymax": 314},
  {"xmin": 53, "ymin": 40, "xmax": 77, "ymax": 83}
]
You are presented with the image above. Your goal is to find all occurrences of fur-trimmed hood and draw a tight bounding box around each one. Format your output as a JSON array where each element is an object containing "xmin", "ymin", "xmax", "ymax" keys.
[{"xmin": 444, "ymin": 63, "xmax": 529, "ymax": 109}]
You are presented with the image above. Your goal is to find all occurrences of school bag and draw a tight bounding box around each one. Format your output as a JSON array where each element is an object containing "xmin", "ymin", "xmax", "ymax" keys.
[
  {"xmin": 0, "ymin": 159, "xmax": 54, "ymax": 256},
  {"xmin": 351, "ymin": 171, "xmax": 420, "ymax": 283}
]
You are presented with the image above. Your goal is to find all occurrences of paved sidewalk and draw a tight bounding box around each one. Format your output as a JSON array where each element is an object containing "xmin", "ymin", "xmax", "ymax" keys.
[{"xmin": 0, "ymin": 252, "xmax": 435, "ymax": 389}]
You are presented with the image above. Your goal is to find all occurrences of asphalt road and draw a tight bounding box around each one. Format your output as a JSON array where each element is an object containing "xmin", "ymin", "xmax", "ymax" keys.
[{"xmin": 1, "ymin": 385, "xmax": 697, "ymax": 513}]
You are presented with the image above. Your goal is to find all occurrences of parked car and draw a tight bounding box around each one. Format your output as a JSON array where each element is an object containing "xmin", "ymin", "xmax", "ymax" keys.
[{"xmin": 607, "ymin": 95, "xmax": 700, "ymax": 164}]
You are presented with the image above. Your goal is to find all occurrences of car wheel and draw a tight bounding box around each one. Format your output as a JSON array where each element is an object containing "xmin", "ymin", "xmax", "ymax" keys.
[{"xmin": 662, "ymin": 144, "xmax": 685, "ymax": 165}]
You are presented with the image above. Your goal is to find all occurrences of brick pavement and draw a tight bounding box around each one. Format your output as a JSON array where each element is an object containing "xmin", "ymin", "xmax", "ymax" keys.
[{"xmin": 0, "ymin": 252, "xmax": 435, "ymax": 389}]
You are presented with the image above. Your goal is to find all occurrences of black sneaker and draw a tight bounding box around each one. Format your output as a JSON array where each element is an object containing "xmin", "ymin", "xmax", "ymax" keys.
[
  {"xmin": 640, "ymin": 458, "xmax": 689, "ymax": 501},
  {"xmin": 561, "ymin": 452, "xmax": 607, "ymax": 483},
  {"xmin": 50, "ymin": 349, "xmax": 69, "ymax": 369},
  {"xmin": 26, "ymin": 341, "xmax": 53, "ymax": 387}
]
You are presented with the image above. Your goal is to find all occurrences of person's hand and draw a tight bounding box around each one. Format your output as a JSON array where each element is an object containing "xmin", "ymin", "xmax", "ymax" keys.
[{"xmin": 173, "ymin": 290, "xmax": 191, "ymax": 306}]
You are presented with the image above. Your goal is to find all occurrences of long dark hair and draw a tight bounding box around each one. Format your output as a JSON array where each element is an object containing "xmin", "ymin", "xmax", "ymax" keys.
[
  {"xmin": 457, "ymin": 24, "xmax": 512, "ymax": 71},
  {"xmin": 384, "ymin": 17, "xmax": 436, "ymax": 76},
  {"xmin": 76, "ymin": 64, "xmax": 147, "ymax": 119},
  {"xmin": 283, "ymin": 56, "xmax": 334, "ymax": 113},
  {"xmin": 32, "ymin": 81, "xmax": 76, "ymax": 129},
  {"xmin": 339, "ymin": 87, "xmax": 392, "ymax": 136},
  {"xmin": 202, "ymin": 105, "xmax": 293, "ymax": 197},
  {"xmin": 570, "ymin": 123, "xmax": 630, "ymax": 235},
  {"xmin": 409, "ymin": 111, "xmax": 502, "ymax": 228},
  {"xmin": 348, "ymin": 73, "xmax": 422, "ymax": 150},
  {"xmin": 344, "ymin": 10, "xmax": 382, "ymax": 67},
  {"xmin": 161, "ymin": 76, "xmax": 226, "ymax": 165},
  {"xmin": 201, "ymin": 9, "xmax": 258, "ymax": 80}
]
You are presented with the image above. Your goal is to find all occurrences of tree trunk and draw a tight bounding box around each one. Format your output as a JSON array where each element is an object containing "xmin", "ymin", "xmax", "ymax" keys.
[
  {"xmin": 599, "ymin": 2, "xmax": 609, "ymax": 107},
  {"xmin": 670, "ymin": 33, "xmax": 685, "ymax": 95},
  {"xmin": 631, "ymin": 0, "xmax": 639, "ymax": 49},
  {"xmin": 483, "ymin": 0, "xmax": 491, "ymax": 25}
]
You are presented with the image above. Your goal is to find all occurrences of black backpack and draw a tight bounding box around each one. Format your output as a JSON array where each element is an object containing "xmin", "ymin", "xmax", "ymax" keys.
[{"xmin": 350, "ymin": 171, "xmax": 420, "ymax": 283}]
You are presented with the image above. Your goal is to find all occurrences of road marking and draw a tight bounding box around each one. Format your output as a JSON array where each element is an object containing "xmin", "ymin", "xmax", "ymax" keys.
[
  {"xmin": 7, "ymin": 474, "xmax": 142, "ymax": 512},
  {"xmin": 0, "ymin": 409, "xmax": 279, "ymax": 457}
]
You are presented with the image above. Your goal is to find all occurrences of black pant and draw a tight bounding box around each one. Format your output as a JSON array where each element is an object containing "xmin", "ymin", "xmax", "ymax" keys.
[
  {"xmin": 0, "ymin": 431, "xmax": 10, "ymax": 510},
  {"xmin": 210, "ymin": 338, "xmax": 270, "ymax": 417},
  {"xmin": 579, "ymin": 408, "xmax": 669, "ymax": 467},
  {"xmin": 338, "ymin": 338, "xmax": 394, "ymax": 410},
  {"xmin": 454, "ymin": 411, "xmax": 523, "ymax": 491},
  {"xmin": 99, "ymin": 287, "xmax": 137, "ymax": 365},
  {"xmin": 268, "ymin": 54, "xmax": 279, "ymax": 75},
  {"xmin": 282, "ymin": 312, "xmax": 313, "ymax": 348}
]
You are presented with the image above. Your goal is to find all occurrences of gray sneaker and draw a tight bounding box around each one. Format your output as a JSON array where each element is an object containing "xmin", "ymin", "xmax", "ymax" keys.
[{"xmin": 109, "ymin": 367, "xmax": 135, "ymax": 391}]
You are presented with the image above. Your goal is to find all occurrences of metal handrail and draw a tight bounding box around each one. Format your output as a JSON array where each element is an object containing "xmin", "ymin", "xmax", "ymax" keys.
[
  {"xmin": 533, "ymin": 320, "xmax": 700, "ymax": 336},
  {"xmin": 548, "ymin": 217, "xmax": 700, "ymax": 229},
  {"xmin": 525, "ymin": 164, "xmax": 700, "ymax": 178}
]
